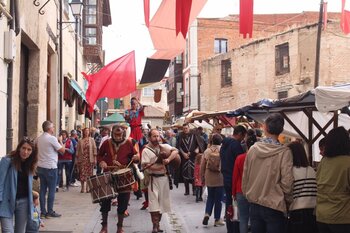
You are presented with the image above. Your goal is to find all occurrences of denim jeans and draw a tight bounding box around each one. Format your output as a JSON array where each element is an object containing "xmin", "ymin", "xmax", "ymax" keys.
[
  {"xmin": 317, "ymin": 222, "xmax": 350, "ymax": 233},
  {"xmin": 57, "ymin": 160, "xmax": 73, "ymax": 187},
  {"xmin": 250, "ymin": 203, "xmax": 286, "ymax": 233},
  {"xmin": 205, "ymin": 186, "xmax": 224, "ymax": 220},
  {"xmin": 0, "ymin": 198, "xmax": 29, "ymax": 233},
  {"xmin": 236, "ymin": 193, "xmax": 250, "ymax": 233},
  {"xmin": 37, "ymin": 167, "xmax": 58, "ymax": 215}
]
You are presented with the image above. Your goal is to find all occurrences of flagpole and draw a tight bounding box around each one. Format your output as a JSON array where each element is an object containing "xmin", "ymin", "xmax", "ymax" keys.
[{"xmin": 314, "ymin": 0, "xmax": 324, "ymax": 88}]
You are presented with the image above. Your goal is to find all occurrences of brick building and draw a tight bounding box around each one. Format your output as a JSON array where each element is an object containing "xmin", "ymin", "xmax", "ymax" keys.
[
  {"xmin": 166, "ymin": 11, "xmax": 341, "ymax": 120},
  {"xmin": 200, "ymin": 21, "xmax": 350, "ymax": 111}
]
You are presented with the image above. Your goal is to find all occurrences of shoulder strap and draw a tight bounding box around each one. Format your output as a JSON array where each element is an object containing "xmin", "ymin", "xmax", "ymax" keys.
[{"xmin": 108, "ymin": 139, "xmax": 117, "ymax": 161}]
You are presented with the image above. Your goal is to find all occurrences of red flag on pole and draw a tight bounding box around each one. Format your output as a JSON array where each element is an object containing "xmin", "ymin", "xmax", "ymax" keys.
[
  {"xmin": 144, "ymin": 0, "xmax": 150, "ymax": 28},
  {"xmin": 239, "ymin": 0, "xmax": 254, "ymax": 38},
  {"xmin": 82, "ymin": 51, "xmax": 136, "ymax": 113},
  {"xmin": 176, "ymin": 0, "xmax": 193, "ymax": 37},
  {"xmin": 341, "ymin": 0, "xmax": 350, "ymax": 34}
]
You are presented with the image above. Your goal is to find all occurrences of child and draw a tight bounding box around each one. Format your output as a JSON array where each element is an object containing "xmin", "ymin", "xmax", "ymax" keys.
[
  {"xmin": 26, "ymin": 191, "xmax": 44, "ymax": 233},
  {"xmin": 194, "ymin": 153, "xmax": 203, "ymax": 202}
]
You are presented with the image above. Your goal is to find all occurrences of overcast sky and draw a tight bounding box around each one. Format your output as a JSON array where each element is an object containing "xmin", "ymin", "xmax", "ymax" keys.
[{"xmin": 102, "ymin": 0, "xmax": 342, "ymax": 80}]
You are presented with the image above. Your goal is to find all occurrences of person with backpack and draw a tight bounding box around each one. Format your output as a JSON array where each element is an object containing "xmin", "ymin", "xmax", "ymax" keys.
[{"xmin": 200, "ymin": 134, "xmax": 225, "ymax": 227}]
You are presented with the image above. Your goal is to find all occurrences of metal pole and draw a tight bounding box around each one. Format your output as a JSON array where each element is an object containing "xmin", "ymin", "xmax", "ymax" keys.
[
  {"xmin": 75, "ymin": 16, "xmax": 78, "ymax": 81},
  {"xmin": 59, "ymin": 0, "xmax": 63, "ymax": 131},
  {"xmin": 314, "ymin": 0, "xmax": 324, "ymax": 88}
]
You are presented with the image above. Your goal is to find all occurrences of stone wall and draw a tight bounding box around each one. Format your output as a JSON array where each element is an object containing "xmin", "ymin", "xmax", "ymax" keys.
[{"xmin": 200, "ymin": 22, "xmax": 350, "ymax": 112}]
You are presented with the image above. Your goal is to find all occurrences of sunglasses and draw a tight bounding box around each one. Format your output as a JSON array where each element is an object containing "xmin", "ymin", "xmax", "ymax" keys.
[{"xmin": 23, "ymin": 136, "xmax": 35, "ymax": 144}]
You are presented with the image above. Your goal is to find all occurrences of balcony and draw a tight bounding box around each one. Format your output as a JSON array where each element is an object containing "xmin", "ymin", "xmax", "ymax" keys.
[{"xmin": 83, "ymin": 44, "xmax": 103, "ymax": 64}]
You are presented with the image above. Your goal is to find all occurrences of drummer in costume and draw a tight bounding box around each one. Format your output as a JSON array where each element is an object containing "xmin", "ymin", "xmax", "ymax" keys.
[
  {"xmin": 125, "ymin": 97, "xmax": 144, "ymax": 143},
  {"xmin": 97, "ymin": 124, "xmax": 139, "ymax": 233},
  {"xmin": 141, "ymin": 129, "xmax": 179, "ymax": 233},
  {"xmin": 177, "ymin": 123, "xmax": 205, "ymax": 195}
]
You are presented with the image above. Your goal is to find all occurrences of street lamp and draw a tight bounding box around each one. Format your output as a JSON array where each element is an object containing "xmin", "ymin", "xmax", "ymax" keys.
[{"xmin": 69, "ymin": 0, "xmax": 83, "ymax": 81}]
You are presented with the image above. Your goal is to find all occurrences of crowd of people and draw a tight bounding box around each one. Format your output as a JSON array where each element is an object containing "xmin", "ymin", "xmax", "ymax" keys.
[{"xmin": 0, "ymin": 104, "xmax": 349, "ymax": 233}]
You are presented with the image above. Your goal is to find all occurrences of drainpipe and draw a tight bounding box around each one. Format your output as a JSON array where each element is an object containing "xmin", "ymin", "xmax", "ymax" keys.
[{"xmin": 6, "ymin": 0, "xmax": 19, "ymax": 153}]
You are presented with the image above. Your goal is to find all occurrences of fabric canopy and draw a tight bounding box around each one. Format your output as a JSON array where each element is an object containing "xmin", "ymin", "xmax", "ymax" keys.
[
  {"xmin": 148, "ymin": 0, "xmax": 207, "ymax": 59},
  {"xmin": 100, "ymin": 113, "xmax": 125, "ymax": 126},
  {"xmin": 139, "ymin": 58, "xmax": 170, "ymax": 84},
  {"xmin": 315, "ymin": 83, "xmax": 350, "ymax": 112},
  {"xmin": 226, "ymin": 89, "xmax": 350, "ymax": 162}
]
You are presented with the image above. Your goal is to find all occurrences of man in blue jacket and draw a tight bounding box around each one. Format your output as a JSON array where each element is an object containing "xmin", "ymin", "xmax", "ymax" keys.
[{"xmin": 220, "ymin": 125, "xmax": 247, "ymax": 232}]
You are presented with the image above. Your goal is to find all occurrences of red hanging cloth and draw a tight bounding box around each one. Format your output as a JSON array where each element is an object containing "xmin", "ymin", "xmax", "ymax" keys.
[
  {"xmin": 144, "ymin": 0, "xmax": 150, "ymax": 28},
  {"xmin": 176, "ymin": 0, "xmax": 193, "ymax": 37},
  {"xmin": 341, "ymin": 0, "xmax": 350, "ymax": 34},
  {"xmin": 239, "ymin": 0, "xmax": 254, "ymax": 39}
]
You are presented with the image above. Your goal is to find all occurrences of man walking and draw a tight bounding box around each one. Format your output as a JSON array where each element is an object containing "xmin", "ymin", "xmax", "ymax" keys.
[
  {"xmin": 36, "ymin": 121, "xmax": 65, "ymax": 218},
  {"xmin": 141, "ymin": 129, "xmax": 179, "ymax": 233},
  {"xmin": 220, "ymin": 125, "xmax": 247, "ymax": 231},
  {"xmin": 242, "ymin": 113, "xmax": 293, "ymax": 233}
]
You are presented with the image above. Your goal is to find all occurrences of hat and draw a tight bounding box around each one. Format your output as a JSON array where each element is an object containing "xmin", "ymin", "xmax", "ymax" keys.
[{"xmin": 70, "ymin": 130, "xmax": 77, "ymax": 135}]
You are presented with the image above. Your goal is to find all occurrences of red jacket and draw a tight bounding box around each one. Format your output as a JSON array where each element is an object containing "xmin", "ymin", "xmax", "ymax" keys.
[
  {"xmin": 58, "ymin": 138, "xmax": 73, "ymax": 161},
  {"xmin": 232, "ymin": 153, "xmax": 247, "ymax": 197}
]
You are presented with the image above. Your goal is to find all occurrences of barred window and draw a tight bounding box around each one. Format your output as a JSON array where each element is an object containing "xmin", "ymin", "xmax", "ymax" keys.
[
  {"xmin": 221, "ymin": 59, "xmax": 232, "ymax": 87},
  {"xmin": 275, "ymin": 43, "xmax": 290, "ymax": 76}
]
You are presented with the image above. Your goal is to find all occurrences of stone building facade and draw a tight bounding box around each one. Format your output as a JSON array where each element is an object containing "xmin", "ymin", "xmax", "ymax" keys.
[
  {"xmin": 200, "ymin": 21, "xmax": 350, "ymax": 112},
  {"xmin": 0, "ymin": 0, "xmax": 110, "ymax": 154},
  {"xmin": 180, "ymin": 12, "xmax": 341, "ymax": 114}
]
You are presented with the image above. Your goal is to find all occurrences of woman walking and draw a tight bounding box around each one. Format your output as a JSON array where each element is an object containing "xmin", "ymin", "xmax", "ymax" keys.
[
  {"xmin": 200, "ymin": 134, "xmax": 225, "ymax": 227},
  {"xmin": 76, "ymin": 128, "xmax": 97, "ymax": 193},
  {"xmin": 316, "ymin": 126, "xmax": 350, "ymax": 233},
  {"xmin": 0, "ymin": 137, "xmax": 38, "ymax": 233},
  {"xmin": 287, "ymin": 141, "xmax": 317, "ymax": 233}
]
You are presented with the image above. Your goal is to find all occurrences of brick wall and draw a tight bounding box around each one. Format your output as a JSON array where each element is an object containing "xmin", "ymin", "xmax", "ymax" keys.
[{"xmin": 200, "ymin": 21, "xmax": 350, "ymax": 112}]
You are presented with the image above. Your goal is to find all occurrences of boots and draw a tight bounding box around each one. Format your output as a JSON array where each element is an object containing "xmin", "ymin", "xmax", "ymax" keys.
[
  {"xmin": 116, "ymin": 214, "xmax": 124, "ymax": 233},
  {"xmin": 99, "ymin": 213, "xmax": 108, "ymax": 233},
  {"xmin": 184, "ymin": 182, "xmax": 189, "ymax": 195},
  {"xmin": 150, "ymin": 212, "xmax": 159, "ymax": 233},
  {"xmin": 157, "ymin": 213, "xmax": 164, "ymax": 233}
]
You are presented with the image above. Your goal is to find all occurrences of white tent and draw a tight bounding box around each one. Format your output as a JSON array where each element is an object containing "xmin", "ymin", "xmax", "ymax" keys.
[{"xmin": 315, "ymin": 83, "xmax": 350, "ymax": 112}]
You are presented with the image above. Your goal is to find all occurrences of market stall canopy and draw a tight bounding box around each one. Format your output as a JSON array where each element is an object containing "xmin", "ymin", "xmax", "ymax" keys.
[
  {"xmin": 226, "ymin": 90, "xmax": 350, "ymax": 162},
  {"xmin": 100, "ymin": 112, "xmax": 125, "ymax": 126},
  {"xmin": 186, "ymin": 110, "xmax": 236, "ymax": 127},
  {"xmin": 315, "ymin": 83, "xmax": 350, "ymax": 112}
]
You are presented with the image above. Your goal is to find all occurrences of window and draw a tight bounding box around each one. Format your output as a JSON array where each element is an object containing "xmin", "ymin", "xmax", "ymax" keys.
[
  {"xmin": 221, "ymin": 59, "xmax": 232, "ymax": 86},
  {"xmin": 275, "ymin": 43, "xmax": 290, "ymax": 76},
  {"xmin": 175, "ymin": 54, "xmax": 183, "ymax": 64},
  {"xmin": 85, "ymin": 0, "xmax": 97, "ymax": 25},
  {"xmin": 278, "ymin": 91, "xmax": 288, "ymax": 99},
  {"xmin": 85, "ymin": 27, "xmax": 97, "ymax": 45},
  {"xmin": 214, "ymin": 38, "xmax": 228, "ymax": 54},
  {"xmin": 143, "ymin": 87, "xmax": 153, "ymax": 97}
]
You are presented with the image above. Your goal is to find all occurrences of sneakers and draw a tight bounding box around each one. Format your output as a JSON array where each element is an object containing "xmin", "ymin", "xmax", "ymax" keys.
[
  {"xmin": 70, "ymin": 182, "xmax": 80, "ymax": 187},
  {"xmin": 46, "ymin": 211, "xmax": 62, "ymax": 218},
  {"xmin": 214, "ymin": 219, "xmax": 225, "ymax": 227},
  {"xmin": 40, "ymin": 213, "xmax": 46, "ymax": 219},
  {"xmin": 202, "ymin": 214, "xmax": 209, "ymax": 225}
]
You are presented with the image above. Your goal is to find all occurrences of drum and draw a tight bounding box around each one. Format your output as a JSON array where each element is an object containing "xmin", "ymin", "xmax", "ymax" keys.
[
  {"xmin": 87, "ymin": 172, "xmax": 115, "ymax": 204},
  {"xmin": 111, "ymin": 168, "xmax": 135, "ymax": 191}
]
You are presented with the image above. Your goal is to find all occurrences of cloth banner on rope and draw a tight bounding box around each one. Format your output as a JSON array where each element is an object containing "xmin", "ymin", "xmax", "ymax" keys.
[
  {"xmin": 341, "ymin": 0, "xmax": 350, "ymax": 34},
  {"xmin": 176, "ymin": 0, "xmax": 192, "ymax": 37},
  {"xmin": 140, "ymin": 58, "xmax": 170, "ymax": 84},
  {"xmin": 239, "ymin": 0, "xmax": 254, "ymax": 38}
]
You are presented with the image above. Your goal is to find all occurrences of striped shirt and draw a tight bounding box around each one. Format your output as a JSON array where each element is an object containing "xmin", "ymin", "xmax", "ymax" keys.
[{"xmin": 289, "ymin": 166, "xmax": 317, "ymax": 211}]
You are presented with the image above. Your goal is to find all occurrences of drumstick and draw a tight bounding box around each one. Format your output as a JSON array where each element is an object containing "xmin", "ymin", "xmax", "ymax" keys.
[{"xmin": 126, "ymin": 160, "xmax": 133, "ymax": 168}]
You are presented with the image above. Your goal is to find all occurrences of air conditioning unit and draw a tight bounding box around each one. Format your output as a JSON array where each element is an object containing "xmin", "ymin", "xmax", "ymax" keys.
[{"xmin": 4, "ymin": 29, "xmax": 16, "ymax": 62}]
